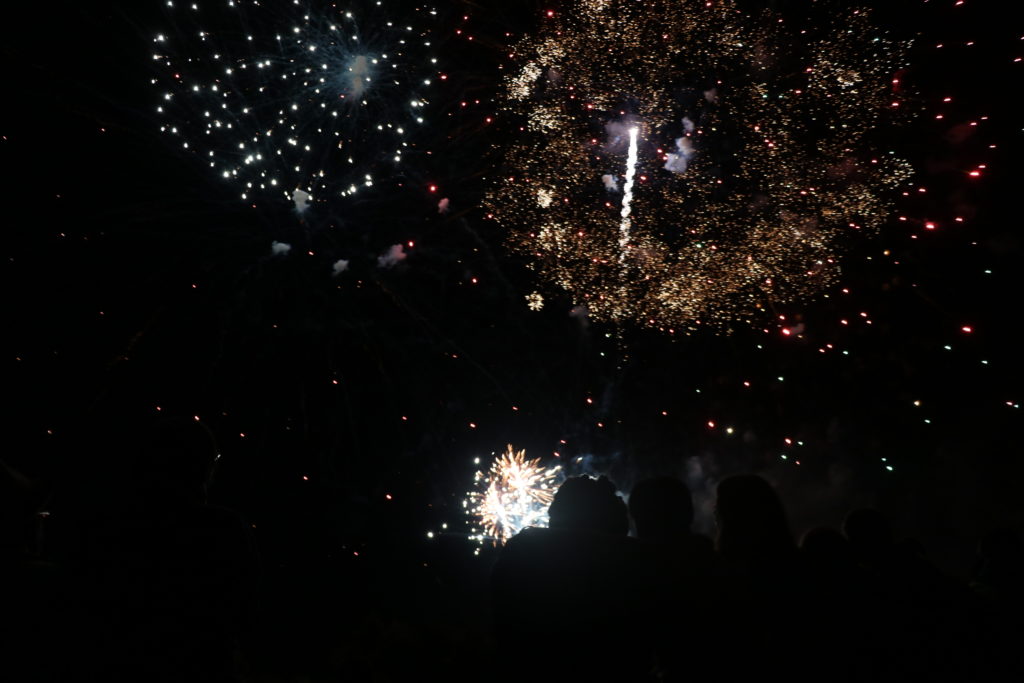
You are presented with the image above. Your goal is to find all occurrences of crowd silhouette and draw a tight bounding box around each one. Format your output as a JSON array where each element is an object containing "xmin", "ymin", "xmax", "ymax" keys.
[
  {"xmin": 491, "ymin": 474, "xmax": 1023, "ymax": 683},
  {"xmin": 2, "ymin": 417, "xmax": 1023, "ymax": 682}
]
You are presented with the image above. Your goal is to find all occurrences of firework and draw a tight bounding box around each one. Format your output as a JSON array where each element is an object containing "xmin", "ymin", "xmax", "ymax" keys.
[
  {"xmin": 151, "ymin": 0, "xmax": 440, "ymax": 208},
  {"xmin": 466, "ymin": 445, "xmax": 563, "ymax": 545},
  {"xmin": 618, "ymin": 126, "xmax": 639, "ymax": 257},
  {"xmin": 487, "ymin": 0, "xmax": 915, "ymax": 331}
]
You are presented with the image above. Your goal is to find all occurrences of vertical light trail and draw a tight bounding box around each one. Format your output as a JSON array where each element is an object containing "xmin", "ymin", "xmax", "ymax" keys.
[{"xmin": 618, "ymin": 126, "xmax": 639, "ymax": 260}]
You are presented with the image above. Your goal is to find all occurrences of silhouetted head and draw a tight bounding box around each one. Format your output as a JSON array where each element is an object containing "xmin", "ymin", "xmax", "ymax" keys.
[
  {"xmin": 843, "ymin": 508, "xmax": 893, "ymax": 559},
  {"xmin": 548, "ymin": 475, "xmax": 628, "ymax": 536},
  {"xmin": 628, "ymin": 476, "xmax": 694, "ymax": 541},
  {"xmin": 715, "ymin": 474, "xmax": 794, "ymax": 563}
]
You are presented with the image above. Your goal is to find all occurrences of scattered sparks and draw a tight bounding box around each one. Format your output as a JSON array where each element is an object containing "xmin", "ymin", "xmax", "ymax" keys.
[
  {"xmin": 466, "ymin": 445, "xmax": 563, "ymax": 545},
  {"xmin": 152, "ymin": 1, "xmax": 439, "ymax": 206},
  {"xmin": 488, "ymin": 0, "xmax": 914, "ymax": 332}
]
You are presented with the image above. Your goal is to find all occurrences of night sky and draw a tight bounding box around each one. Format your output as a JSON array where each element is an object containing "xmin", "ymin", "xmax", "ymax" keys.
[{"xmin": 3, "ymin": 0, "xmax": 1022, "ymax": 641}]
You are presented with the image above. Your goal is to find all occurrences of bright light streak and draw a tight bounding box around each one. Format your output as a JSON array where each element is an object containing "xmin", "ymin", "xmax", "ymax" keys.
[{"xmin": 618, "ymin": 126, "xmax": 639, "ymax": 258}]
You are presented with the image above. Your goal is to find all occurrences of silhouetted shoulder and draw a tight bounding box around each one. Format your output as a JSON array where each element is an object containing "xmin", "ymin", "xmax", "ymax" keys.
[{"xmin": 490, "ymin": 476, "xmax": 650, "ymax": 682}]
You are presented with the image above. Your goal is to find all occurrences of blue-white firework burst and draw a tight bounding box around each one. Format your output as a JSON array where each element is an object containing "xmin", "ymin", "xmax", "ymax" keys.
[{"xmin": 151, "ymin": 0, "xmax": 441, "ymax": 209}]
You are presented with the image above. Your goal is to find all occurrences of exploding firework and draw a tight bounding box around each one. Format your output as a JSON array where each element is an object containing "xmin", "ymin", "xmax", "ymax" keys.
[
  {"xmin": 487, "ymin": 0, "xmax": 915, "ymax": 331},
  {"xmin": 151, "ymin": 0, "xmax": 441, "ymax": 209},
  {"xmin": 466, "ymin": 445, "xmax": 563, "ymax": 545}
]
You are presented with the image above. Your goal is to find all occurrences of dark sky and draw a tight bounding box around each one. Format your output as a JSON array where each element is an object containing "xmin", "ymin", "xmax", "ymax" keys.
[{"xmin": 3, "ymin": 0, "xmax": 1022, "ymax": 582}]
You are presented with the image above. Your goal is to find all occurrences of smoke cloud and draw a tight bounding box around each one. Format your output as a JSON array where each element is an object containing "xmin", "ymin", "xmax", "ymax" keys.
[
  {"xmin": 664, "ymin": 136, "xmax": 697, "ymax": 174},
  {"xmin": 377, "ymin": 244, "xmax": 407, "ymax": 268},
  {"xmin": 347, "ymin": 55, "xmax": 371, "ymax": 99},
  {"xmin": 292, "ymin": 188, "xmax": 311, "ymax": 212}
]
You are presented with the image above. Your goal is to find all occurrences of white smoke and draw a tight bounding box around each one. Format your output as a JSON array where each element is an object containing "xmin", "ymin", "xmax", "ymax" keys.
[
  {"xmin": 601, "ymin": 174, "xmax": 619, "ymax": 192},
  {"xmin": 377, "ymin": 244, "xmax": 407, "ymax": 268},
  {"xmin": 664, "ymin": 136, "xmax": 697, "ymax": 174},
  {"xmin": 331, "ymin": 259, "xmax": 350, "ymax": 276},
  {"xmin": 292, "ymin": 188, "xmax": 311, "ymax": 212},
  {"xmin": 270, "ymin": 241, "xmax": 292, "ymax": 256},
  {"xmin": 348, "ymin": 55, "xmax": 371, "ymax": 99},
  {"xmin": 602, "ymin": 120, "xmax": 635, "ymax": 152},
  {"xmin": 569, "ymin": 304, "xmax": 589, "ymax": 329}
]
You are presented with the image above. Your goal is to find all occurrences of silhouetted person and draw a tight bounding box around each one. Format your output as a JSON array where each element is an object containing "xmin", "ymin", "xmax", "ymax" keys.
[
  {"xmin": 843, "ymin": 508, "xmax": 893, "ymax": 569},
  {"xmin": 715, "ymin": 474, "xmax": 796, "ymax": 570},
  {"xmin": 800, "ymin": 526, "xmax": 874, "ymax": 607},
  {"xmin": 65, "ymin": 416, "xmax": 258, "ymax": 682},
  {"xmin": 801, "ymin": 526, "xmax": 850, "ymax": 563},
  {"xmin": 627, "ymin": 476, "xmax": 716, "ymax": 682},
  {"xmin": 799, "ymin": 526, "xmax": 889, "ymax": 682},
  {"xmin": 711, "ymin": 475, "xmax": 817, "ymax": 680},
  {"xmin": 842, "ymin": 508, "xmax": 986, "ymax": 682},
  {"xmin": 547, "ymin": 474, "xmax": 630, "ymax": 536},
  {"xmin": 491, "ymin": 476, "xmax": 651, "ymax": 682},
  {"xmin": 627, "ymin": 477, "xmax": 692, "ymax": 541}
]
